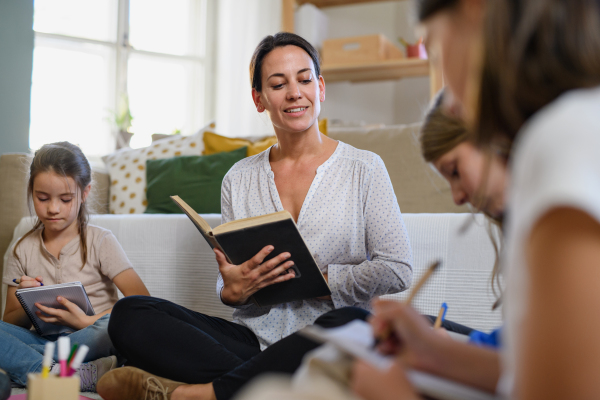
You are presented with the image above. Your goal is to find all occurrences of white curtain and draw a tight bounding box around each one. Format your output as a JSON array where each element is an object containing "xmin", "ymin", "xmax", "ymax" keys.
[{"xmin": 214, "ymin": 0, "xmax": 282, "ymax": 137}]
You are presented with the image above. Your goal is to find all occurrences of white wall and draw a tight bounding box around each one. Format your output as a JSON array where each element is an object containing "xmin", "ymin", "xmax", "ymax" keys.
[{"xmin": 319, "ymin": 1, "xmax": 430, "ymax": 126}]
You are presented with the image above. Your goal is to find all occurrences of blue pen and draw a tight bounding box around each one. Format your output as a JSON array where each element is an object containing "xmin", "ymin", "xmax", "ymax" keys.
[
  {"xmin": 13, "ymin": 279, "xmax": 43, "ymax": 286},
  {"xmin": 434, "ymin": 302, "xmax": 448, "ymax": 329}
]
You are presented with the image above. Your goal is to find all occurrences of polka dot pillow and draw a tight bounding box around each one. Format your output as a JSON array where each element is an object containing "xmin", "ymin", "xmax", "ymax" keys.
[{"xmin": 102, "ymin": 127, "xmax": 208, "ymax": 214}]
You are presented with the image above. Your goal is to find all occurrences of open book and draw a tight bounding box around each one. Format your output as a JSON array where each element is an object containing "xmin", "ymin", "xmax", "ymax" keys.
[
  {"xmin": 15, "ymin": 281, "xmax": 95, "ymax": 336},
  {"xmin": 171, "ymin": 195, "xmax": 331, "ymax": 307},
  {"xmin": 301, "ymin": 320, "xmax": 499, "ymax": 400}
]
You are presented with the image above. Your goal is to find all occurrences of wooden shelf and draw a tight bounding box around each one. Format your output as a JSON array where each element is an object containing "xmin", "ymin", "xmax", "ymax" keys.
[
  {"xmin": 321, "ymin": 58, "xmax": 429, "ymax": 83},
  {"xmin": 296, "ymin": 0, "xmax": 401, "ymax": 7}
]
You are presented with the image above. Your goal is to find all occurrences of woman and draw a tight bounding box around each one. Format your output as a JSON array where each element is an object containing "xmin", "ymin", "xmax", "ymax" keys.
[
  {"xmin": 97, "ymin": 32, "xmax": 412, "ymax": 400},
  {"xmin": 356, "ymin": 0, "xmax": 600, "ymax": 399}
]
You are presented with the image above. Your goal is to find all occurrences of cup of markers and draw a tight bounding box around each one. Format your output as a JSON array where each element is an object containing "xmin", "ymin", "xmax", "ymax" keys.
[{"xmin": 27, "ymin": 337, "xmax": 88, "ymax": 400}]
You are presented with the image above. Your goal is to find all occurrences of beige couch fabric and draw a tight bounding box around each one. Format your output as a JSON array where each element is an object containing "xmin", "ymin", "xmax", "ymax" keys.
[
  {"xmin": 0, "ymin": 154, "xmax": 30, "ymax": 286},
  {"xmin": 329, "ymin": 124, "xmax": 468, "ymax": 214}
]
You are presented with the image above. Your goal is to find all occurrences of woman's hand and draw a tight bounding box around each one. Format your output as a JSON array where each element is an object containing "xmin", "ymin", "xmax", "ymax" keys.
[
  {"xmin": 351, "ymin": 359, "xmax": 421, "ymax": 400},
  {"xmin": 17, "ymin": 275, "xmax": 43, "ymax": 288},
  {"xmin": 35, "ymin": 297, "xmax": 92, "ymax": 331},
  {"xmin": 371, "ymin": 299, "xmax": 442, "ymax": 372},
  {"xmin": 216, "ymin": 246, "xmax": 296, "ymax": 306}
]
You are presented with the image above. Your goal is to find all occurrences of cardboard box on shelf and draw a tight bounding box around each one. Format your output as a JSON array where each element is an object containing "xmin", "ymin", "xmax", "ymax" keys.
[{"xmin": 322, "ymin": 34, "xmax": 404, "ymax": 66}]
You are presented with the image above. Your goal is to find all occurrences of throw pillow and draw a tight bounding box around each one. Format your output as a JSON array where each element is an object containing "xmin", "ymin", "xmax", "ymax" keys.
[
  {"xmin": 203, "ymin": 131, "xmax": 278, "ymax": 157},
  {"xmin": 102, "ymin": 123, "xmax": 211, "ymax": 214},
  {"xmin": 145, "ymin": 146, "xmax": 248, "ymax": 214}
]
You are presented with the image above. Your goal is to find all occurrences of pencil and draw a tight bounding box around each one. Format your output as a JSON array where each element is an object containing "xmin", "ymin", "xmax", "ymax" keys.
[
  {"xmin": 433, "ymin": 302, "xmax": 448, "ymax": 329},
  {"xmin": 13, "ymin": 278, "xmax": 44, "ymax": 286},
  {"xmin": 375, "ymin": 260, "xmax": 441, "ymax": 344},
  {"xmin": 404, "ymin": 260, "xmax": 441, "ymax": 305}
]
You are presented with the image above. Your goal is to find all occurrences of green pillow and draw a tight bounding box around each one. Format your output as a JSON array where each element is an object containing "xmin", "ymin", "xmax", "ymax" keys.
[{"xmin": 145, "ymin": 147, "xmax": 247, "ymax": 214}]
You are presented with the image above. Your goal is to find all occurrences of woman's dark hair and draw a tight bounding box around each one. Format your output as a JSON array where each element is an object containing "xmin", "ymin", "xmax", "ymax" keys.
[
  {"xmin": 416, "ymin": 0, "xmax": 460, "ymax": 21},
  {"xmin": 14, "ymin": 142, "xmax": 92, "ymax": 269},
  {"xmin": 477, "ymin": 0, "xmax": 600, "ymax": 150},
  {"xmin": 249, "ymin": 32, "xmax": 321, "ymax": 92}
]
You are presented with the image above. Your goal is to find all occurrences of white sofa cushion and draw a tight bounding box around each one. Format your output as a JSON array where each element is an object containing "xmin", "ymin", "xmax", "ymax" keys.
[{"xmin": 3, "ymin": 213, "xmax": 502, "ymax": 332}]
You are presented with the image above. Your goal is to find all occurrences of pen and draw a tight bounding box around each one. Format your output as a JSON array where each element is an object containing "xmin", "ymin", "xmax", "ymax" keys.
[
  {"xmin": 13, "ymin": 278, "xmax": 44, "ymax": 286},
  {"xmin": 375, "ymin": 260, "xmax": 441, "ymax": 345},
  {"xmin": 68, "ymin": 345, "xmax": 89, "ymax": 377},
  {"xmin": 67, "ymin": 344, "xmax": 79, "ymax": 367},
  {"xmin": 57, "ymin": 336, "xmax": 70, "ymax": 377},
  {"xmin": 433, "ymin": 302, "xmax": 448, "ymax": 329},
  {"xmin": 41, "ymin": 341, "xmax": 55, "ymax": 378}
]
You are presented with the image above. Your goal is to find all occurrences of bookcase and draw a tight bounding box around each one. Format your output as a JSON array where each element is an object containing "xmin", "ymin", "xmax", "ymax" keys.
[{"xmin": 281, "ymin": 0, "xmax": 443, "ymax": 98}]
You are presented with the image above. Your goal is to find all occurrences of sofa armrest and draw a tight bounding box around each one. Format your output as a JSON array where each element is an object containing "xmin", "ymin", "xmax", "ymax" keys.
[
  {"xmin": 91, "ymin": 168, "xmax": 110, "ymax": 214},
  {"xmin": 0, "ymin": 153, "xmax": 31, "ymax": 287}
]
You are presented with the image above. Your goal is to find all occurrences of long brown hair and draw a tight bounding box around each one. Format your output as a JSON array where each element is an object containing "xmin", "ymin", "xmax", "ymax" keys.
[
  {"xmin": 14, "ymin": 142, "xmax": 92, "ymax": 269},
  {"xmin": 420, "ymin": 91, "xmax": 504, "ymax": 308},
  {"xmin": 477, "ymin": 0, "xmax": 600, "ymax": 149}
]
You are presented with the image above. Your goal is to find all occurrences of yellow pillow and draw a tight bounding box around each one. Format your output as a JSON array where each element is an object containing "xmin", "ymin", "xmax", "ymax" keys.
[
  {"xmin": 203, "ymin": 131, "xmax": 278, "ymax": 157},
  {"xmin": 319, "ymin": 118, "xmax": 327, "ymax": 136}
]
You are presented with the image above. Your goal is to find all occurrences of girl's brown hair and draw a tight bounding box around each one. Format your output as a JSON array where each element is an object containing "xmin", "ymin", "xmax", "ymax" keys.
[
  {"xmin": 477, "ymin": 0, "xmax": 600, "ymax": 150},
  {"xmin": 14, "ymin": 142, "xmax": 92, "ymax": 268},
  {"xmin": 420, "ymin": 91, "xmax": 504, "ymax": 308}
]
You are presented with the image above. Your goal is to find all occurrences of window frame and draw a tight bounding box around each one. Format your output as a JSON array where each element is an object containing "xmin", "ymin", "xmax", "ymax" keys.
[{"xmin": 31, "ymin": 0, "xmax": 215, "ymax": 154}]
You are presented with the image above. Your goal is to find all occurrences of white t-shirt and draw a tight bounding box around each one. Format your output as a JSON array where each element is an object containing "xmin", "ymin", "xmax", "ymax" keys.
[
  {"xmin": 217, "ymin": 141, "xmax": 413, "ymax": 349},
  {"xmin": 500, "ymin": 85, "xmax": 600, "ymax": 396}
]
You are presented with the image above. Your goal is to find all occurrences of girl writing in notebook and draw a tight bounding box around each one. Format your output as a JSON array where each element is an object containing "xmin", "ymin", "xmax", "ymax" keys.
[
  {"xmin": 1, "ymin": 142, "xmax": 149, "ymax": 392},
  {"xmin": 98, "ymin": 32, "xmax": 413, "ymax": 400}
]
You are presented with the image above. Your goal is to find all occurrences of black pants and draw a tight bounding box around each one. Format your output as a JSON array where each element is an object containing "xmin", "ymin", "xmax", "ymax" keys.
[{"xmin": 108, "ymin": 296, "xmax": 370, "ymax": 400}]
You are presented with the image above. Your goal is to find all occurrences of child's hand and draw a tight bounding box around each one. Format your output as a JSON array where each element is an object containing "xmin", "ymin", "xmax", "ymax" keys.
[
  {"xmin": 351, "ymin": 360, "xmax": 421, "ymax": 400},
  {"xmin": 17, "ymin": 275, "xmax": 43, "ymax": 289},
  {"xmin": 35, "ymin": 297, "xmax": 92, "ymax": 331}
]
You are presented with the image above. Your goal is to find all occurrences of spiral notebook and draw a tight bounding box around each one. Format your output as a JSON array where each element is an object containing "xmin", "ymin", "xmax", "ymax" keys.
[{"xmin": 15, "ymin": 281, "xmax": 95, "ymax": 336}]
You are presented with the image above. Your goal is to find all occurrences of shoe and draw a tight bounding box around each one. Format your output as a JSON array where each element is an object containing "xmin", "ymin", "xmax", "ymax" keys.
[
  {"xmin": 96, "ymin": 366, "xmax": 186, "ymax": 400},
  {"xmin": 79, "ymin": 355, "xmax": 118, "ymax": 392}
]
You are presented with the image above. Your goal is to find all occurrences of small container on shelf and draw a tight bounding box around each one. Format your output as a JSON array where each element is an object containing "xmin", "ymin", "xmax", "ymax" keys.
[{"xmin": 321, "ymin": 34, "xmax": 404, "ymax": 66}]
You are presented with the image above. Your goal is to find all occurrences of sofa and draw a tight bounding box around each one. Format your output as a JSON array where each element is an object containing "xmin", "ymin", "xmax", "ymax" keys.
[{"xmin": 1, "ymin": 123, "xmax": 501, "ymax": 332}]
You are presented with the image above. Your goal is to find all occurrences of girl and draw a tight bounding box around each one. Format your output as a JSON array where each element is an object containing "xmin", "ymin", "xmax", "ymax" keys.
[
  {"xmin": 352, "ymin": 91, "xmax": 507, "ymax": 400},
  {"xmin": 1, "ymin": 142, "xmax": 150, "ymax": 392},
  {"xmin": 97, "ymin": 32, "xmax": 412, "ymax": 400},
  {"xmin": 358, "ymin": 0, "xmax": 600, "ymax": 399}
]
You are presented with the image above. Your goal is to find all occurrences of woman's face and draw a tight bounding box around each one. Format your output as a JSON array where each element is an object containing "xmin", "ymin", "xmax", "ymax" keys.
[
  {"xmin": 252, "ymin": 45, "xmax": 325, "ymax": 135},
  {"xmin": 433, "ymin": 142, "xmax": 507, "ymax": 218},
  {"xmin": 420, "ymin": 0, "xmax": 485, "ymax": 119}
]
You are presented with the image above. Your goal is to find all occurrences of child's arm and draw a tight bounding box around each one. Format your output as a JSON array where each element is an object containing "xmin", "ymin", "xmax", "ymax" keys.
[
  {"xmin": 2, "ymin": 276, "xmax": 44, "ymax": 328},
  {"xmin": 111, "ymin": 268, "xmax": 150, "ymax": 297}
]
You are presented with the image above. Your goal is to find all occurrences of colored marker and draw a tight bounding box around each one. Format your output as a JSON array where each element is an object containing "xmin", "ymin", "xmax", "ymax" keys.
[
  {"xmin": 433, "ymin": 302, "xmax": 448, "ymax": 329},
  {"xmin": 41, "ymin": 341, "xmax": 55, "ymax": 378},
  {"xmin": 57, "ymin": 337, "xmax": 70, "ymax": 377},
  {"xmin": 68, "ymin": 345, "xmax": 89, "ymax": 377},
  {"xmin": 13, "ymin": 278, "xmax": 43, "ymax": 286},
  {"xmin": 67, "ymin": 344, "xmax": 79, "ymax": 366}
]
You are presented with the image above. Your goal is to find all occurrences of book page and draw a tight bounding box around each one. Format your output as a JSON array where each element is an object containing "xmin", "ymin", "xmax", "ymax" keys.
[{"xmin": 213, "ymin": 210, "xmax": 293, "ymax": 235}]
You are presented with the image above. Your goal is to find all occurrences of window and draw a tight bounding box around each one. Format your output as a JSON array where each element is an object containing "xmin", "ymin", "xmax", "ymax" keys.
[{"xmin": 30, "ymin": 0, "xmax": 211, "ymax": 156}]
